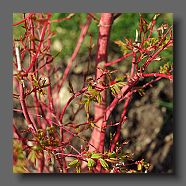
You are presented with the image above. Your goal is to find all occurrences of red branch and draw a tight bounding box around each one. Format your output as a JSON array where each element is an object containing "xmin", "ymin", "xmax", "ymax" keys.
[
  {"xmin": 19, "ymin": 82, "xmax": 36, "ymax": 131},
  {"xmin": 104, "ymin": 52, "xmax": 133, "ymax": 67},
  {"xmin": 13, "ymin": 13, "xmax": 33, "ymax": 26},
  {"xmin": 110, "ymin": 97, "xmax": 131, "ymax": 151},
  {"xmin": 26, "ymin": 20, "xmax": 49, "ymax": 73},
  {"xmin": 89, "ymin": 13, "xmax": 113, "ymax": 155},
  {"xmin": 142, "ymin": 73, "xmax": 173, "ymax": 80},
  {"xmin": 142, "ymin": 39, "xmax": 173, "ymax": 71},
  {"xmin": 60, "ymin": 87, "xmax": 87, "ymax": 123}
]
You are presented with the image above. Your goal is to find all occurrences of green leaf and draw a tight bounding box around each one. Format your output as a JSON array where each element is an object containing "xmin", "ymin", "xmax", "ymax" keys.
[
  {"xmin": 76, "ymin": 164, "xmax": 81, "ymax": 173},
  {"xmin": 110, "ymin": 87, "xmax": 117, "ymax": 96},
  {"xmin": 89, "ymin": 120, "xmax": 100, "ymax": 128},
  {"xmin": 84, "ymin": 100, "xmax": 90, "ymax": 113},
  {"xmin": 96, "ymin": 93, "xmax": 102, "ymax": 104},
  {"xmin": 88, "ymin": 84, "xmax": 93, "ymax": 91},
  {"xmin": 105, "ymin": 158, "xmax": 119, "ymax": 163},
  {"xmin": 87, "ymin": 158, "xmax": 96, "ymax": 169},
  {"xmin": 28, "ymin": 150, "xmax": 37, "ymax": 164},
  {"xmin": 99, "ymin": 158, "xmax": 109, "ymax": 170},
  {"xmin": 137, "ymin": 163, "xmax": 142, "ymax": 171},
  {"xmin": 91, "ymin": 153, "xmax": 102, "ymax": 159},
  {"xmin": 13, "ymin": 165, "xmax": 28, "ymax": 173},
  {"xmin": 108, "ymin": 151, "xmax": 116, "ymax": 158},
  {"xmin": 114, "ymin": 40, "xmax": 129, "ymax": 54},
  {"xmin": 115, "ymin": 81, "xmax": 127, "ymax": 87},
  {"xmin": 68, "ymin": 159, "xmax": 79, "ymax": 167},
  {"xmin": 87, "ymin": 89, "xmax": 97, "ymax": 97},
  {"xmin": 115, "ymin": 76, "xmax": 124, "ymax": 82},
  {"xmin": 112, "ymin": 84, "xmax": 121, "ymax": 95},
  {"xmin": 32, "ymin": 145, "xmax": 42, "ymax": 151}
]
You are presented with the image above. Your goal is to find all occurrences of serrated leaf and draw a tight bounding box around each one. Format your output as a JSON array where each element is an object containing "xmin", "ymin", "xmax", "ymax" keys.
[
  {"xmin": 91, "ymin": 153, "xmax": 102, "ymax": 159},
  {"xmin": 87, "ymin": 158, "xmax": 96, "ymax": 169},
  {"xmin": 99, "ymin": 158, "xmax": 109, "ymax": 170},
  {"xmin": 68, "ymin": 159, "xmax": 79, "ymax": 167}
]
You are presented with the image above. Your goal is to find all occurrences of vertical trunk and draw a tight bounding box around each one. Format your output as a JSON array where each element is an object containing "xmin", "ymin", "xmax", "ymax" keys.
[{"xmin": 88, "ymin": 13, "xmax": 113, "ymax": 153}]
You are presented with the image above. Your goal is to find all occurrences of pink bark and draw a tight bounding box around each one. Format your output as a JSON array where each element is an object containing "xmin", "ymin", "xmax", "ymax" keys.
[{"xmin": 88, "ymin": 13, "xmax": 113, "ymax": 153}]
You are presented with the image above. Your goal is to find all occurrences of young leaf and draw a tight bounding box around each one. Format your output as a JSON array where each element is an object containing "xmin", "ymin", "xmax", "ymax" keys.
[
  {"xmin": 87, "ymin": 158, "xmax": 96, "ymax": 169},
  {"xmin": 99, "ymin": 158, "xmax": 109, "ymax": 170},
  {"xmin": 111, "ymin": 84, "xmax": 121, "ymax": 95},
  {"xmin": 88, "ymin": 84, "xmax": 93, "ymax": 90},
  {"xmin": 91, "ymin": 153, "xmax": 102, "ymax": 159},
  {"xmin": 13, "ymin": 164, "xmax": 28, "ymax": 173},
  {"xmin": 111, "ymin": 87, "xmax": 117, "ymax": 96},
  {"xmin": 115, "ymin": 76, "xmax": 124, "ymax": 82},
  {"xmin": 114, "ymin": 40, "xmax": 129, "ymax": 54},
  {"xmin": 89, "ymin": 120, "xmax": 100, "ymax": 128},
  {"xmin": 84, "ymin": 100, "xmax": 90, "ymax": 114},
  {"xmin": 68, "ymin": 159, "xmax": 79, "ymax": 167},
  {"xmin": 115, "ymin": 81, "xmax": 127, "ymax": 87},
  {"xmin": 108, "ymin": 151, "xmax": 116, "ymax": 158},
  {"xmin": 105, "ymin": 158, "xmax": 119, "ymax": 163},
  {"xmin": 96, "ymin": 93, "xmax": 102, "ymax": 104},
  {"xmin": 28, "ymin": 150, "xmax": 37, "ymax": 165},
  {"xmin": 137, "ymin": 163, "xmax": 142, "ymax": 171},
  {"xmin": 76, "ymin": 164, "xmax": 81, "ymax": 173},
  {"xmin": 87, "ymin": 89, "xmax": 97, "ymax": 97}
]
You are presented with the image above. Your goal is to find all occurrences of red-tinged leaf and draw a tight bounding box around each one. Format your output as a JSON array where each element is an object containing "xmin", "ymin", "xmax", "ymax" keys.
[{"xmin": 105, "ymin": 158, "xmax": 119, "ymax": 163}]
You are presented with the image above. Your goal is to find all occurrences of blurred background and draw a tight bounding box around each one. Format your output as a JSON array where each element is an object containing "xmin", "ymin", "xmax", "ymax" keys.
[{"xmin": 13, "ymin": 13, "xmax": 173, "ymax": 173}]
